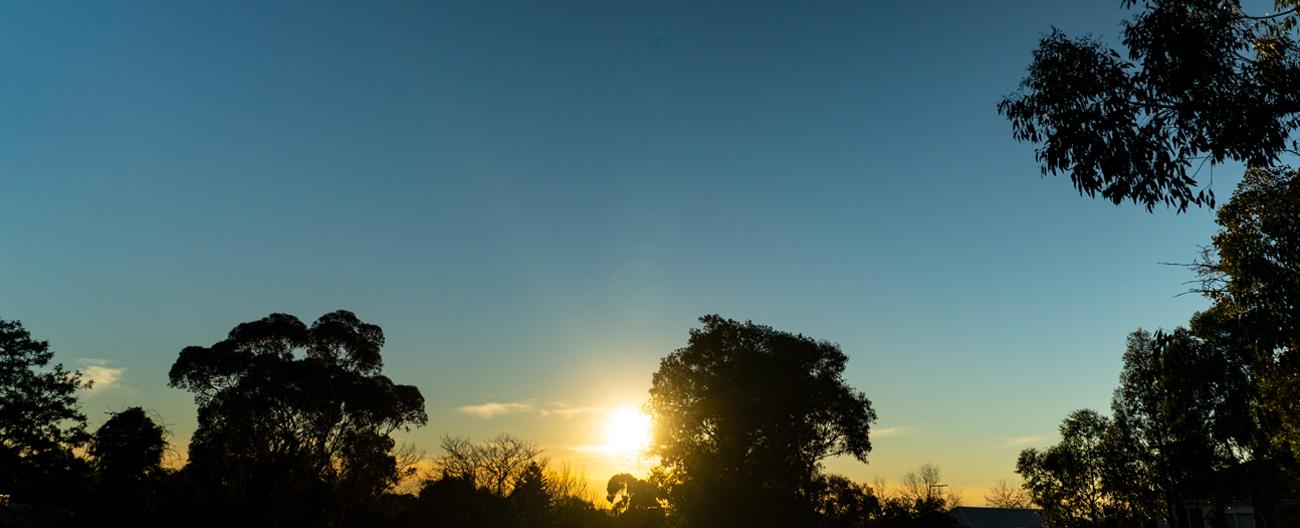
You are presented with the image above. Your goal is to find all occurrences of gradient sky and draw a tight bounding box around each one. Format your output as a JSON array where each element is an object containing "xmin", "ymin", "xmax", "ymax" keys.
[{"xmin": 1, "ymin": 0, "xmax": 1238, "ymax": 501}]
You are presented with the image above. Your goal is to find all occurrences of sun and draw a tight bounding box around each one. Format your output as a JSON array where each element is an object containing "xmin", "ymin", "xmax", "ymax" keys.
[{"xmin": 604, "ymin": 407, "xmax": 652, "ymax": 455}]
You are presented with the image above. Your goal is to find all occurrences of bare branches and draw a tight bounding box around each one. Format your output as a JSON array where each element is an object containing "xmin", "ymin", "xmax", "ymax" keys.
[
  {"xmin": 432, "ymin": 433, "xmax": 547, "ymax": 496},
  {"xmin": 984, "ymin": 478, "xmax": 1032, "ymax": 508}
]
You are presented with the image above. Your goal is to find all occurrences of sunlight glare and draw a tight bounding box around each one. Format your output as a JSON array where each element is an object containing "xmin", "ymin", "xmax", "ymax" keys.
[{"xmin": 604, "ymin": 408, "xmax": 651, "ymax": 455}]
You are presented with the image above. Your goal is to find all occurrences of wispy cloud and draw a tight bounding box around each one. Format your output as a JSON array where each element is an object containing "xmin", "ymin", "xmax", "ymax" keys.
[
  {"xmin": 77, "ymin": 359, "xmax": 126, "ymax": 392},
  {"xmin": 1003, "ymin": 435, "xmax": 1043, "ymax": 448},
  {"xmin": 457, "ymin": 401, "xmax": 534, "ymax": 418},
  {"xmin": 539, "ymin": 403, "xmax": 605, "ymax": 418},
  {"xmin": 874, "ymin": 426, "xmax": 911, "ymax": 438},
  {"xmin": 457, "ymin": 400, "xmax": 607, "ymax": 419}
]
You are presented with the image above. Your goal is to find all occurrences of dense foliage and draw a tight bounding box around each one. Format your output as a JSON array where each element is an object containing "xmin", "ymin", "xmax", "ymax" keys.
[
  {"xmin": 646, "ymin": 315, "xmax": 878, "ymax": 527},
  {"xmin": 169, "ymin": 310, "xmax": 428, "ymax": 527},
  {"xmin": 1004, "ymin": 3, "xmax": 1300, "ymax": 525},
  {"xmin": 1018, "ymin": 176, "xmax": 1300, "ymax": 527},
  {"xmin": 0, "ymin": 319, "xmax": 90, "ymax": 517},
  {"xmin": 1000, "ymin": 0, "xmax": 1300, "ymax": 210}
]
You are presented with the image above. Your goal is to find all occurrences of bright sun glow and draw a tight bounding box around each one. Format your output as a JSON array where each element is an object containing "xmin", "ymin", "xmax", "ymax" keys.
[{"xmin": 604, "ymin": 408, "xmax": 652, "ymax": 455}]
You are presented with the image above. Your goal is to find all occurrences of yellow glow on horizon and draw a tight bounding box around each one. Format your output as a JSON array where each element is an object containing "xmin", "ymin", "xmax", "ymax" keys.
[{"xmin": 603, "ymin": 407, "xmax": 651, "ymax": 456}]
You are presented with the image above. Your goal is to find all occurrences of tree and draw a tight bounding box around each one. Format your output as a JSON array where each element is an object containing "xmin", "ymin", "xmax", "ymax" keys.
[
  {"xmin": 408, "ymin": 473, "xmax": 509, "ymax": 528},
  {"xmin": 646, "ymin": 315, "xmax": 877, "ymax": 527},
  {"xmin": 1004, "ymin": 9, "xmax": 1300, "ymax": 514},
  {"xmin": 606, "ymin": 473, "xmax": 662, "ymax": 515},
  {"xmin": 1195, "ymin": 167, "xmax": 1300, "ymax": 461},
  {"xmin": 545, "ymin": 462, "xmax": 593, "ymax": 503},
  {"xmin": 0, "ymin": 318, "xmax": 91, "ymax": 510},
  {"xmin": 901, "ymin": 464, "xmax": 960, "ymax": 508},
  {"xmin": 509, "ymin": 462, "xmax": 551, "ymax": 527},
  {"xmin": 1107, "ymin": 328, "xmax": 1255, "ymax": 527},
  {"xmin": 607, "ymin": 473, "xmax": 664, "ymax": 528},
  {"xmin": 810, "ymin": 475, "xmax": 877, "ymax": 528},
  {"xmin": 870, "ymin": 465, "xmax": 962, "ymax": 528},
  {"xmin": 999, "ymin": 0, "xmax": 1300, "ymax": 211},
  {"xmin": 433, "ymin": 433, "xmax": 546, "ymax": 496},
  {"xmin": 168, "ymin": 310, "xmax": 427, "ymax": 527},
  {"xmin": 1031, "ymin": 318, "xmax": 1297, "ymax": 528},
  {"xmin": 983, "ymin": 479, "xmax": 1031, "ymax": 509},
  {"xmin": 88, "ymin": 407, "xmax": 169, "ymax": 523},
  {"xmin": 1016, "ymin": 410, "xmax": 1140, "ymax": 528},
  {"xmin": 90, "ymin": 407, "xmax": 167, "ymax": 485}
]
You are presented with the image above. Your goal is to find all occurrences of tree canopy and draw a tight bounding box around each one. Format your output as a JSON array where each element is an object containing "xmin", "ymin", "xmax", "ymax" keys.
[
  {"xmin": 1022, "ymin": 320, "xmax": 1300, "ymax": 527},
  {"xmin": 1003, "ymin": 4, "xmax": 1300, "ymax": 523},
  {"xmin": 1017, "ymin": 410, "xmax": 1137, "ymax": 528},
  {"xmin": 90, "ymin": 406, "xmax": 167, "ymax": 485},
  {"xmin": 999, "ymin": 0, "xmax": 1300, "ymax": 211},
  {"xmin": 646, "ymin": 315, "xmax": 877, "ymax": 527},
  {"xmin": 168, "ymin": 310, "xmax": 427, "ymax": 526},
  {"xmin": 0, "ymin": 318, "xmax": 89, "ymax": 508},
  {"xmin": 88, "ymin": 407, "xmax": 170, "ymax": 524}
]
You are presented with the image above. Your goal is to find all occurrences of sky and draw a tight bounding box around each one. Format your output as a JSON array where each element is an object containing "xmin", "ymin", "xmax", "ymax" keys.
[{"xmin": 0, "ymin": 0, "xmax": 1239, "ymax": 501}]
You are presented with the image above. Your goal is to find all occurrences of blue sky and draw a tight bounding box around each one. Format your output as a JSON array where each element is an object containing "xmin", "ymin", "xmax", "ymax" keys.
[{"xmin": 1, "ymin": 1, "xmax": 1232, "ymax": 498}]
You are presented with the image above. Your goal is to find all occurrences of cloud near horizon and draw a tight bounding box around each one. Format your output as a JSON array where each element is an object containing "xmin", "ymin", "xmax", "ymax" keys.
[
  {"xmin": 77, "ymin": 359, "xmax": 126, "ymax": 392},
  {"xmin": 457, "ymin": 400, "xmax": 607, "ymax": 419},
  {"xmin": 1003, "ymin": 435, "xmax": 1043, "ymax": 448},
  {"xmin": 538, "ymin": 403, "xmax": 605, "ymax": 418},
  {"xmin": 457, "ymin": 401, "xmax": 535, "ymax": 418},
  {"xmin": 873, "ymin": 426, "xmax": 911, "ymax": 438}
]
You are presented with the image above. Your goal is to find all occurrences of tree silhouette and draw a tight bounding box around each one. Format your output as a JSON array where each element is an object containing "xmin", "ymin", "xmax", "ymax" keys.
[
  {"xmin": 811, "ymin": 475, "xmax": 878, "ymax": 528},
  {"xmin": 90, "ymin": 407, "xmax": 166, "ymax": 485},
  {"xmin": 409, "ymin": 450, "xmax": 614, "ymax": 528},
  {"xmin": 1195, "ymin": 167, "xmax": 1300, "ymax": 463},
  {"xmin": 646, "ymin": 315, "xmax": 877, "ymax": 527},
  {"xmin": 509, "ymin": 462, "xmax": 551, "ymax": 526},
  {"xmin": 0, "ymin": 318, "xmax": 90, "ymax": 513},
  {"xmin": 606, "ymin": 473, "xmax": 664, "ymax": 528},
  {"xmin": 434, "ymin": 433, "xmax": 545, "ymax": 496},
  {"xmin": 88, "ymin": 407, "xmax": 168, "ymax": 523},
  {"xmin": 901, "ymin": 464, "xmax": 960, "ymax": 508},
  {"xmin": 1017, "ymin": 410, "xmax": 1139, "ymax": 528},
  {"xmin": 1107, "ymin": 328, "xmax": 1248, "ymax": 526},
  {"xmin": 606, "ymin": 473, "xmax": 662, "ymax": 515},
  {"xmin": 168, "ymin": 310, "xmax": 427, "ymax": 527},
  {"xmin": 999, "ymin": 0, "xmax": 1300, "ymax": 211},
  {"xmin": 982, "ymin": 478, "xmax": 1030, "ymax": 509}
]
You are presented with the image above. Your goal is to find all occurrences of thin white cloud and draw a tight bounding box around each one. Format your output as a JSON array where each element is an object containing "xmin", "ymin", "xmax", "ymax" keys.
[
  {"xmin": 456, "ymin": 400, "xmax": 608, "ymax": 419},
  {"xmin": 456, "ymin": 401, "xmax": 534, "ymax": 418},
  {"xmin": 1003, "ymin": 435, "xmax": 1043, "ymax": 448},
  {"xmin": 539, "ymin": 403, "xmax": 605, "ymax": 418},
  {"xmin": 873, "ymin": 426, "xmax": 911, "ymax": 438},
  {"xmin": 77, "ymin": 359, "xmax": 126, "ymax": 392}
]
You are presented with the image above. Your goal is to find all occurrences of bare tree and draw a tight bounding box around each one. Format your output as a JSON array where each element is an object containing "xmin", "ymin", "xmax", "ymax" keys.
[
  {"xmin": 432, "ymin": 433, "xmax": 546, "ymax": 496},
  {"xmin": 479, "ymin": 434, "xmax": 546, "ymax": 495},
  {"xmin": 901, "ymin": 464, "xmax": 943, "ymax": 503},
  {"xmin": 984, "ymin": 478, "xmax": 1031, "ymax": 508},
  {"xmin": 870, "ymin": 477, "xmax": 896, "ymax": 502},
  {"xmin": 545, "ymin": 462, "xmax": 594, "ymax": 502},
  {"xmin": 901, "ymin": 464, "xmax": 962, "ymax": 508},
  {"xmin": 391, "ymin": 442, "xmax": 427, "ymax": 495},
  {"xmin": 434, "ymin": 435, "xmax": 481, "ymax": 481}
]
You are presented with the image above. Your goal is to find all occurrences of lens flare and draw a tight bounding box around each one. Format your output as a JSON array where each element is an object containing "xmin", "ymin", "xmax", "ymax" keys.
[{"xmin": 604, "ymin": 408, "xmax": 651, "ymax": 455}]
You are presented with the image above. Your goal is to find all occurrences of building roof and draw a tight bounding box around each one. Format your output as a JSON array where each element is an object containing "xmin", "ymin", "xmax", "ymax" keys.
[{"xmin": 949, "ymin": 507, "xmax": 1045, "ymax": 528}]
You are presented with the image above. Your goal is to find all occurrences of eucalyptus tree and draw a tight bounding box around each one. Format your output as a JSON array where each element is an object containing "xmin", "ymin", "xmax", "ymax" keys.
[
  {"xmin": 1001, "ymin": 0, "xmax": 1300, "ymax": 211},
  {"xmin": 646, "ymin": 315, "xmax": 876, "ymax": 527},
  {"xmin": 169, "ymin": 310, "xmax": 426, "ymax": 527}
]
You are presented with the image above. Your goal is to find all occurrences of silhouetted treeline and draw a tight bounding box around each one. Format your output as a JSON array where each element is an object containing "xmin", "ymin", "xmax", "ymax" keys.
[{"xmin": 1, "ymin": 312, "xmax": 969, "ymax": 528}]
